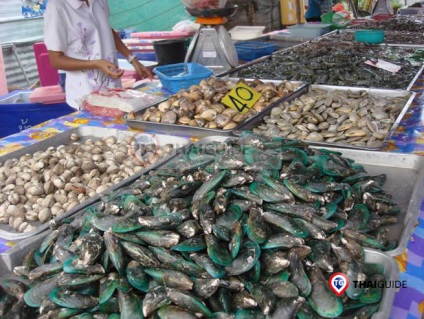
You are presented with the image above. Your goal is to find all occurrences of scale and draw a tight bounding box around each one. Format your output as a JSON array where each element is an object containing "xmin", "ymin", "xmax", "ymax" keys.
[{"xmin": 185, "ymin": 5, "xmax": 239, "ymax": 74}]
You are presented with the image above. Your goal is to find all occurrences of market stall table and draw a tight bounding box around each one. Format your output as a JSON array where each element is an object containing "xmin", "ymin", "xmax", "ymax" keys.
[{"xmin": 1, "ymin": 78, "xmax": 424, "ymax": 319}]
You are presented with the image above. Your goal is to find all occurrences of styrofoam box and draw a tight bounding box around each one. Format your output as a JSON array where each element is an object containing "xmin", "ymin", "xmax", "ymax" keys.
[
  {"xmin": 228, "ymin": 26, "xmax": 266, "ymax": 41},
  {"xmin": 288, "ymin": 23, "xmax": 331, "ymax": 39}
]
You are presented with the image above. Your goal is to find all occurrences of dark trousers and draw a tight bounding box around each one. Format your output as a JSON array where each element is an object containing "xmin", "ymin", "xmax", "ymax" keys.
[{"xmin": 305, "ymin": 17, "xmax": 322, "ymax": 22}]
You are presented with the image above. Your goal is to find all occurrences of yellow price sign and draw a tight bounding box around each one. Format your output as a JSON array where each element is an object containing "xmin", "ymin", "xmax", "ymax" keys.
[{"xmin": 221, "ymin": 82, "xmax": 262, "ymax": 114}]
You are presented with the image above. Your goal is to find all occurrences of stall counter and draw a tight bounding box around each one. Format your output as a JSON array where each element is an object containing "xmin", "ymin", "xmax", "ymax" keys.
[{"xmin": 1, "ymin": 77, "xmax": 424, "ymax": 318}]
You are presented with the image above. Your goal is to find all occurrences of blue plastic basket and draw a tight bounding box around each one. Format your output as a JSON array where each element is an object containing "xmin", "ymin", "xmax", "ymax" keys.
[
  {"xmin": 0, "ymin": 90, "xmax": 74, "ymax": 138},
  {"xmin": 234, "ymin": 41, "xmax": 278, "ymax": 61},
  {"xmin": 153, "ymin": 63, "xmax": 213, "ymax": 94}
]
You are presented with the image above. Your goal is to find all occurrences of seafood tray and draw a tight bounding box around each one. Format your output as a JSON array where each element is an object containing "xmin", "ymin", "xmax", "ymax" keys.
[
  {"xmin": 223, "ymin": 39, "xmax": 424, "ymax": 90},
  {"xmin": 0, "ymin": 228, "xmax": 399, "ymax": 319},
  {"xmin": 234, "ymin": 85, "xmax": 416, "ymax": 151},
  {"xmin": 350, "ymin": 18, "xmax": 424, "ymax": 33},
  {"xmin": 195, "ymin": 135, "xmax": 423, "ymax": 257},
  {"xmin": 0, "ymin": 127, "xmax": 189, "ymax": 241},
  {"xmin": 323, "ymin": 29, "xmax": 424, "ymax": 47},
  {"xmin": 364, "ymin": 248, "xmax": 400, "ymax": 319},
  {"xmin": 126, "ymin": 78, "xmax": 308, "ymax": 138},
  {"xmin": 0, "ymin": 135, "xmax": 404, "ymax": 318}
]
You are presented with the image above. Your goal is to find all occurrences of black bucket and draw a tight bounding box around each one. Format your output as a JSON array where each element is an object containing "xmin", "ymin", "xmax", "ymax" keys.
[{"xmin": 153, "ymin": 38, "xmax": 188, "ymax": 66}]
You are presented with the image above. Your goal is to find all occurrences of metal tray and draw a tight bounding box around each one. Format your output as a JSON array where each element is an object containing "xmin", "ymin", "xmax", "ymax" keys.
[
  {"xmin": 218, "ymin": 41, "xmax": 424, "ymax": 91},
  {"xmin": 195, "ymin": 135, "xmax": 423, "ymax": 256},
  {"xmin": 364, "ymin": 248, "xmax": 400, "ymax": 319},
  {"xmin": 0, "ymin": 127, "xmax": 189, "ymax": 241},
  {"xmin": 216, "ymin": 55, "xmax": 272, "ymax": 78},
  {"xmin": 126, "ymin": 79, "xmax": 308, "ymax": 138},
  {"xmin": 234, "ymin": 84, "xmax": 416, "ymax": 151},
  {"xmin": 324, "ymin": 29, "xmax": 424, "ymax": 48},
  {"xmin": 0, "ymin": 231, "xmax": 399, "ymax": 319},
  {"xmin": 0, "ymin": 137, "xmax": 406, "ymax": 318}
]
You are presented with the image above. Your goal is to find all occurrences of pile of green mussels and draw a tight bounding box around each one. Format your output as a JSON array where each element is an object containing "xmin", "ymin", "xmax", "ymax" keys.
[{"xmin": 0, "ymin": 132, "xmax": 399, "ymax": 319}]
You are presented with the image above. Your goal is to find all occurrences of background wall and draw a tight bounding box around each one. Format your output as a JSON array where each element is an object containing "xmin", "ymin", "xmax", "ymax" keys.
[
  {"xmin": 109, "ymin": 0, "xmax": 190, "ymax": 32},
  {"xmin": 226, "ymin": 0, "xmax": 282, "ymax": 32}
]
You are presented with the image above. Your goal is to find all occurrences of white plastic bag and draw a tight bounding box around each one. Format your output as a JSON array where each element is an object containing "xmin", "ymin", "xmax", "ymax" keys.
[
  {"xmin": 81, "ymin": 88, "xmax": 166, "ymax": 118},
  {"xmin": 172, "ymin": 19, "xmax": 200, "ymax": 32}
]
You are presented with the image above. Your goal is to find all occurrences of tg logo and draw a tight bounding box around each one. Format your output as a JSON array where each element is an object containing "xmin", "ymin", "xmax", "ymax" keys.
[{"xmin": 328, "ymin": 272, "xmax": 349, "ymax": 297}]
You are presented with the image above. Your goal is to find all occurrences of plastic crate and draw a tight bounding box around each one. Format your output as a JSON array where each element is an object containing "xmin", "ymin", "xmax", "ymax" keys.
[
  {"xmin": 235, "ymin": 41, "xmax": 278, "ymax": 61},
  {"xmin": 153, "ymin": 63, "xmax": 213, "ymax": 94},
  {"xmin": 288, "ymin": 23, "xmax": 332, "ymax": 38},
  {"xmin": 0, "ymin": 90, "xmax": 74, "ymax": 138}
]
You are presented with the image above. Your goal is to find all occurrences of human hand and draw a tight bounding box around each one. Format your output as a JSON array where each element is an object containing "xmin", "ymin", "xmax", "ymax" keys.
[
  {"xmin": 133, "ymin": 60, "xmax": 154, "ymax": 80},
  {"xmin": 96, "ymin": 60, "xmax": 124, "ymax": 79}
]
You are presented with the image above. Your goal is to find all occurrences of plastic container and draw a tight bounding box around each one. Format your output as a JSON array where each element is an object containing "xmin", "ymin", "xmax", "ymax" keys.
[
  {"xmin": 234, "ymin": 41, "xmax": 278, "ymax": 61},
  {"xmin": 29, "ymin": 85, "xmax": 66, "ymax": 104},
  {"xmin": 288, "ymin": 23, "xmax": 332, "ymax": 38},
  {"xmin": 0, "ymin": 90, "xmax": 74, "ymax": 138},
  {"xmin": 228, "ymin": 26, "xmax": 266, "ymax": 40},
  {"xmin": 321, "ymin": 12, "xmax": 350, "ymax": 30},
  {"xmin": 354, "ymin": 30, "xmax": 386, "ymax": 44},
  {"xmin": 153, "ymin": 62, "xmax": 213, "ymax": 93},
  {"xmin": 153, "ymin": 39, "xmax": 188, "ymax": 66}
]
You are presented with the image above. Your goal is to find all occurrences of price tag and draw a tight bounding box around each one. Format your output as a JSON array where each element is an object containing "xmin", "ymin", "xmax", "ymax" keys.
[
  {"xmin": 221, "ymin": 82, "xmax": 262, "ymax": 114},
  {"xmin": 364, "ymin": 59, "xmax": 401, "ymax": 74}
]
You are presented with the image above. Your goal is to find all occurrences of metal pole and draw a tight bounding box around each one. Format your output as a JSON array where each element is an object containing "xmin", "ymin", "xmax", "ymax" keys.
[{"xmin": 2, "ymin": 43, "xmax": 31, "ymax": 88}]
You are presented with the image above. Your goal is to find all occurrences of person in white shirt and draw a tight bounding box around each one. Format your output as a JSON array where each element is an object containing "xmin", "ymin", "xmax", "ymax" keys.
[{"xmin": 44, "ymin": 0, "xmax": 152, "ymax": 109}]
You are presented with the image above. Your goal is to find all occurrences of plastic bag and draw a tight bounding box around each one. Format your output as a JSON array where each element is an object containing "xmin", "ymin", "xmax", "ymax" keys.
[
  {"xmin": 81, "ymin": 88, "xmax": 166, "ymax": 118},
  {"xmin": 332, "ymin": 3, "xmax": 352, "ymax": 19},
  {"xmin": 321, "ymin": 11, "xmax": 351, "ymax": 29},
  {"xmin": 172, "ymin": 19, "xmax": 200, "ymax": 32}
]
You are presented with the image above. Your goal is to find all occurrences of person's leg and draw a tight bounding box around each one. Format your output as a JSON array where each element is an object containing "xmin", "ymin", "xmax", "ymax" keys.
[{"xmin": 306, "ymin": 17, "xmax": 322, "ymax": 22}]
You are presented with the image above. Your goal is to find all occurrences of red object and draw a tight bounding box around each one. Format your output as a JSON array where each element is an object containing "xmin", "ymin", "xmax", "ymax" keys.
[
  {"xmin": 328, "ymin": 272, "xmax": 349, "ymax": 297},
  {"xmin": 372, "ymin": 14, "xmax": 394, "ymax": 20},
  {"xmin": 81, "ymin": 100, "xmax": 126, "ymax": 118},
  {"xmin": 33, "ymin": 42, "xmax": 60, "ymax": 87},
  {"xmin": 29, "ymin": 85, "xmax": 66, "ymax": 104},
  {"xmin": 350, "ymin": 19, "xmax": 373, "ymax": 25},
  {"xmin": 130, "ymin": 31, "xmax": 195, "ymax": 39}
]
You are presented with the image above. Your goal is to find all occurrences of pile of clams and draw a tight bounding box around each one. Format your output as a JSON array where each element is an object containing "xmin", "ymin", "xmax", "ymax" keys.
[
  {"xmin": 128, "ymin": 78, "xmax": 301, "ymax": 130},
  {"xmin": 0, "ymin": 134, "xmax": 174, "ymax": 233},
  {"xmin": 251, "ymin": 87, "xmax": 411, "ymax": 148}
]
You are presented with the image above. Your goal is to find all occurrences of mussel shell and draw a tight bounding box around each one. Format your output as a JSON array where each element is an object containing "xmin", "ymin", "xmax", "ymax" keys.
[{"xmin": 49, "ymin": 288, "xmax": 98, "ymax": 309}]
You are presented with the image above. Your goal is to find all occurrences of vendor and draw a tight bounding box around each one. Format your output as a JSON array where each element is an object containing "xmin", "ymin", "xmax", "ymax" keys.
[
  {"xmin": 44, "ymin": 0, "xmax": 153, "ymax": 109},
  {"xmin": 305, "ymin": 0, "xmax": 333, "ymax": 22}
]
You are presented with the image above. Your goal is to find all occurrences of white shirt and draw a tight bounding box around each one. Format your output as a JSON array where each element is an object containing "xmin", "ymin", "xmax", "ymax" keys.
[{"xmin": 44, "ymin": 0, "xmax": 121, "ymax": 109}]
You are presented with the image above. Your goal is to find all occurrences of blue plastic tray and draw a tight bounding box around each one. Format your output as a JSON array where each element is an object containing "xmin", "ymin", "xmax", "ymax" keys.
[{"xmin": 235, "ymin": 41, "xmax": 278, "ymax": 61}]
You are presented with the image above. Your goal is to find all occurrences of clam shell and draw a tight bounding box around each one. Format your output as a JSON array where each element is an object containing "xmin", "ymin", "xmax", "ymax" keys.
[
  {"xmin": 200, "ymin": 109, "xmax": 217, "ymax": 121},
  {"xmin": 161, "ymin": 111, "xmax": 178, "ymax": 124},
  {"xmin": 215, "ymin": 114, "xmax": 231, "ymax": 128},
  {"xmin": 223, "ymin": 121, "xmax": 238, "ymax": 130}
]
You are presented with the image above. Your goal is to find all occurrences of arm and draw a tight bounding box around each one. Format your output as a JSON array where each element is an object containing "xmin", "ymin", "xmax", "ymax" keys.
[
  {"xmin": 48, "ymin": 51, "xmax": 124, "ymax": 79},
  {"xmin": 112, "ymin": 28, "xmax": 153, "ymax": 80}
]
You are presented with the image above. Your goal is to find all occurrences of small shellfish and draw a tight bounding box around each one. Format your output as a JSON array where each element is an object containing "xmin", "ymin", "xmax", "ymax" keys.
[
  {"xmin": 215, "ymin": 114, "xmax": 231, "ymax": 128},
  {"xmin": 200, "ymin": 109, "xmax": 217, "ymax": 121},
  {"xmin": 161, "ymin": 111, "xmax": 178, "ymax": 124}
]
